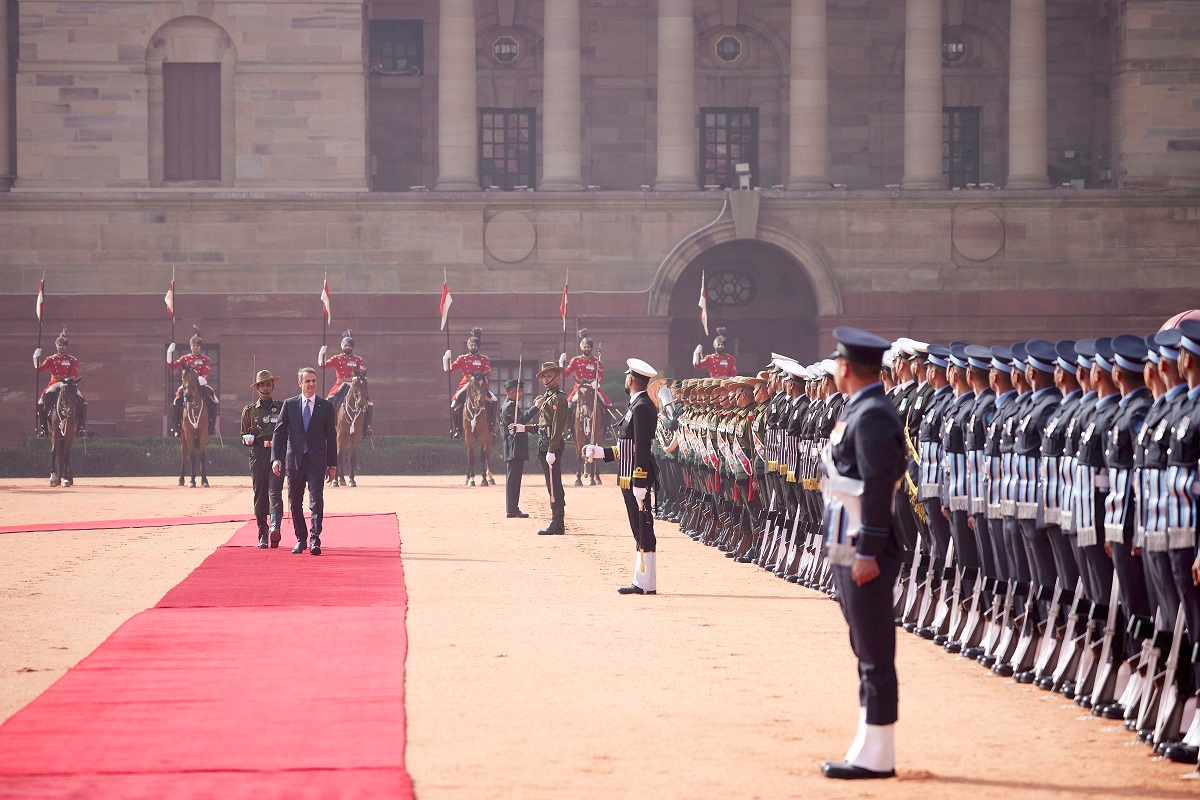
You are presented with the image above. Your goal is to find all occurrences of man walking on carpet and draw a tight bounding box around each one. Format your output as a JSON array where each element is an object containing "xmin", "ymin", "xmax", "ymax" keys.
[{"xmin": 272, "ymin": 367, "xmax": 338, "ymax": 555}]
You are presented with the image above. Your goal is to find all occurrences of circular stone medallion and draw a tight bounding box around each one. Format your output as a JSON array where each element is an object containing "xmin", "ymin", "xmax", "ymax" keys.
[
  {"xmin": 484, "ymin": 211, "xmax": 536, "ymax": 263},
  {"xmin": 952, "ymin": 208, "xmax": 1005, "ymax": 262}
]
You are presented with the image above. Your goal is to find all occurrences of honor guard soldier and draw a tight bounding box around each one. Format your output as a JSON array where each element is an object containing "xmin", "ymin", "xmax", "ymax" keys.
[
  {"xmin": 563, "ymin": 329, "xmax": 611, "ymax": 429},
  {"xmin": 241, "ymin": 370, "xmax": 285, "ymax": 549},
  {"xmin": 168, "ymin": 326, "xmax": 220, "ymax": 436},
  {"xmin": 319, "ymin": 330, "xmax": 373, "ymax": 437},
  {"xmin": 584, "ymin": 358, "xmax": 660, "ymax": 595},
  {"xmin": 694, "ymin": 327, "xmax": 738, "ymax": 377},
  {"xmin": 516, "ymin": 361, "xmax": 569, "ymax": 535},
  {"xmin": 444, "ymin": 327, "xmax": 497, "ymax": 438},
  {"xmin": 34, "ymin": 329, "xmax": 90, "ymax": 440},
  {"xmin": 501, "ymin": 378, "xmax": 539, "ymax": 519},
  {"xmin": 819, "ymin": 327, "xmax": 905, "ymax": 780}
]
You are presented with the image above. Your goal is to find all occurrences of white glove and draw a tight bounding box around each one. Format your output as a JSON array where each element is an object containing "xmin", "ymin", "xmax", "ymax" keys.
[
  {"xmin": 318, "ymin": 345, "xmax": 327, "ymax": 366},
  {"xmin": 559, "ymin": 353, "xmax": 567, "ymax": 368},
  {"xmin": 32, "ymin": 349, "xmax": 42, "ymax": 368},
  {"xmin": 546, "ymin": 452, "xmax": 556, "ymax": 466},
  {"xmin": 633, "ymin": 486, "xmax": 648, "ymax": 509},
  {"xmin": 442, "ymin": 349, "xmax": 452, "ymax": 371},
  {"xmin": 591, "ymin": 380, "xmax": 600, "ymax": 389},
  {"xmin": 242, "ymin": 433, "xmax": 255, "ymax": 447},
  {"xmin": 511, "ymin": 424, "xmax": 525, "ymax": 433},
  {"xmin": 693, "ymin": 344, "xmax": 703, "ymax": 367},
  {"xmin": 582, "ymin": 444, "xmax": 604, "ymax": 459},
  {"xmin": 166, "ymin": 342, "xmax": 176, "ymax": 364}
]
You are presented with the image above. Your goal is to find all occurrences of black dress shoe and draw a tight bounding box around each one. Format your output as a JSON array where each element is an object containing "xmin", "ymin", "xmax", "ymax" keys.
[
  {"xmin": 292, "ymin": 540, "xmax": 307, "ymax": 554},
  {"xmin": 1165, "ymin": 743, "xmax": 1199, "ymax": 764},
  {"xmin": 537, "ymin": 519, "xmax": 565, "ymax": 535},
  {"xmin": 820, "ymin": 761, "xmax": 895, "ymax": 780},
  {"xmin": 617, "ymin": 584, "xmax": 655, "ymax": 595},
  {"xmin": 507, "ymin": 511, "xmax": 530, "ymax": 518},
  {"xmin": 258, "ymin": 532, "xmax": 269, "ymax": 549},
  {"xmin": 310, "ymin": 539, "xmax": 322, "ymax": 556}
]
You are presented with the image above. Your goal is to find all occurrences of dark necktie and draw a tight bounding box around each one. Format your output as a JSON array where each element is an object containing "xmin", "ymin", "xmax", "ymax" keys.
[{"xmin": 302, "ymin": 399, "xmax": 311, "ymax": 454}]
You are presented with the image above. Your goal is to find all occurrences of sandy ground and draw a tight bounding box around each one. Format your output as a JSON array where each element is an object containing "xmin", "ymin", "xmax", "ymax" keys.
[{"xmin": 1, "ymin": 474, "xmax": 1198, "ymax": 799}]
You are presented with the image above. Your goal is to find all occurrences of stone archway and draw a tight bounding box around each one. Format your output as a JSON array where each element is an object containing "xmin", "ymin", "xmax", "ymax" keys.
[{"xmin": 663, "ymin": 238, "xmax": 823, "ymax": 378}]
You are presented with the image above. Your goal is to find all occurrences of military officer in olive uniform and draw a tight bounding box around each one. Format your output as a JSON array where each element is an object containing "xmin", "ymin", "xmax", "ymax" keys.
[
  {"xmin": 241, "ymin": 369, "xmax": 285, "ymax": 549},
  {"xmin": 517, "ymin": 362, "xmax": 570, "ymax": 535},
  {"xmin": 585, "ymin": 358, "xmax": 660, "ymax": 594},
  {"xmin": 501, "ymin": 378, "xmax": 539, "ymax": 518},
  {"xmin": 820, "ymin": 327, "xmax": 906, "ymax": 781}
]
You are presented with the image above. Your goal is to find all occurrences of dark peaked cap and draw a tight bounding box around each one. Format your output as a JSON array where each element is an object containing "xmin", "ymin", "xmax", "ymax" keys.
[
  {"xmin": 1111, "ymin": 333, "xmax": 1149, "ymax": 371},
  {"xmin": 833, "ymin": 326, "xmax": 891, "ymax": 367}
]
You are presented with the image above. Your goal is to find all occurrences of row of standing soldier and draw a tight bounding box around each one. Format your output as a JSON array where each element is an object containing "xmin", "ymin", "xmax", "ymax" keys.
[{"xmin": 652, "ymin": 322, "xmax": 1200, "ymax": 776}]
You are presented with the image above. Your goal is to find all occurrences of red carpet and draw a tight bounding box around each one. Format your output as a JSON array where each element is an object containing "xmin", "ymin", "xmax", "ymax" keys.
[
  {"xmin": 0, "ymin": 511, "xmax": 381, "ymax": 536},
  {"xmin": 0, "ymin": 513, "xmax": 413, "ymax": 800}
]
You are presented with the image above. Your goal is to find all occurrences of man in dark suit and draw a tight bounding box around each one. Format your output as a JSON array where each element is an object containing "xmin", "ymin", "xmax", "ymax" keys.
[
  {"xmin": 819, "ymin": 327, "xmax": 905, "ymax": 781},
  {"xmin": 585, "ymin": 358, "xmax": 660, "ymax": 595},
  {"xmin": 272, "ymin": 367, "xmax": 338, "ymax": 555},
  {"xmin": 501, "ymin": 378, "xmax": 538, "ymax": 518}
]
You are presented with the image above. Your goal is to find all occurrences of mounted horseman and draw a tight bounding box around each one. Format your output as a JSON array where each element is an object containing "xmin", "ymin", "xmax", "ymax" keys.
[
  {"xmin": 563, "ymin": 328, "xmax": 612, "ymax": 435},
  {"xmin": 34, "ymin": 329, "xmax": 89, "ymax": 441},
  {"xmin": 694, "ymin": 327, "xmax": 739, "ymax": 378},
  {"xmin": 444, "ymin": 327, "xmax": 497, "ymax": 438},
  {"xmin": 319, "ymin": 329, "xmax": 374, "ymax": 438},
  {"xmin": 168, "ymin": 326, "xmax": 220, "ymax": 437}
]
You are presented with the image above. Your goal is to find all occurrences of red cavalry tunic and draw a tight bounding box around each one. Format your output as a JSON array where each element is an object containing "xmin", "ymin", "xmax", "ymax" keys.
[
  {"xmin": 321, "ymin": 353, "xmax": 367, "ymax": 396},
  {"xmin": 698, "ymin": 353, "xmax": 738, "ymax": 378},
  {"xmin": 37, "ymin": 354, "xmax": 81, "ymax": 398},
  {"xmin": 564, "ymin": 355, "xmax": 611, "ymax": 404},
  {"xmin": 449, "ymin": 353, "xmax": 491, "ymax": 398},
  {"xmin": 168, "ymin": 353, "xmax": 213, "ymax": 381}
]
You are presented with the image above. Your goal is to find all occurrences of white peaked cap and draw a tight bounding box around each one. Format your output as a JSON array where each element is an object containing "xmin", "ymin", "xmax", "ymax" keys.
[{"xmin": 626, "ymin": 358, "xmax": 657, "ymax": 379}]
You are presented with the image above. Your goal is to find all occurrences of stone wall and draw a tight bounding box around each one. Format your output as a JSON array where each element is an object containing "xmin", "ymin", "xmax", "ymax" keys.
[
  {"xmin": 16, "ymin": 0, "xmax": 367, "ymax": 189},
  {"xmin": 1113, "ymin": 0, "xmax": 1200, "ymax": 188},
  {"xmin": 2, "ymin": 189, "xmax": 1199, "ymax": 442}
]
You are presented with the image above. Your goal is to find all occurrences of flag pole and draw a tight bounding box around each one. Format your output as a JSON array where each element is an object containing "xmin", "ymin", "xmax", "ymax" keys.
[
  {"xmin": 166, "ymin": 266, "xmax": 175, "ymax": 436},
  {"xmin": 33, "ymin": 272, "xmax": 44, "ymax": 435},
  {"xmin": 445, "ymin": 317, "xmax": 453, "ymax": 435},
  {"xmin": 321, "ymin": 272, "xmax": 328, "ymax": 397}
]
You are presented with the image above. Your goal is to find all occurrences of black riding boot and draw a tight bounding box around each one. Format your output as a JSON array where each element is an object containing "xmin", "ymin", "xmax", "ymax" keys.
[
  {"xmin": 487, "ymin": 401, "xmax": 497, "ymax": 434},
  {"xmin": 365, "ymin": 403, "xmax": 374, "ymax": 437},
  {"xmin": 171, "ymin": 399, "xmax": 183, "ymax": 437},
  {"xmin": 207, "ymin": 400, "xmax": 218, "ymax": 436},
  {"xmin": 35, "ymin": 400, "xmax": 48, "ymax": 438},
  {"xmin": 538, "ymin": 508, "xmax": 565, "ymax": 535},
  {"xmin": 451, "ymin": 407, "xmax": 463, "ymax": 438},
  {"xmin": 77, "ymin": 403, "xmax": 89, "ymax": 440}
]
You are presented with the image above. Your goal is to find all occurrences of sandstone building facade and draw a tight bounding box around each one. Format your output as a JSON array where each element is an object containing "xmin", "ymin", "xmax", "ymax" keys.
[{"xmin": 0, "ymin": 0, "xmax": 1198, "ymax": 440}]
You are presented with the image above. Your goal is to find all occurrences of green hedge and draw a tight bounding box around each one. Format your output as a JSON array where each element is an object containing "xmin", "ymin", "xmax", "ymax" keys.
[{"xmin": 2, "ymin": 435, "xmax": 615, "ymax": 479}]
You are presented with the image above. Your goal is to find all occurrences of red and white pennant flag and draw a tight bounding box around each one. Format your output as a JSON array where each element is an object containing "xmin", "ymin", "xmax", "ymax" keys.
[
  {"xmin": 560, "ymin": 270, "xmax": 568, "ymax": 333},
  {"xmin": 320, "ymin": 275, "xmax": 332, "ymax": 323},
  {"xmin": 698, "ymin": 270, "xmax": 709, "ymax": 336},
  {"xmin": 164, "ymin": 269, "xmax": 174, "ymax": 320},
  {"xmin": 35, "ymin": 274, "xmax": 45, "ymax": 322},
  {"xmin": 439, "ymin": 268, "xmax": 453, "ymax": 331}
]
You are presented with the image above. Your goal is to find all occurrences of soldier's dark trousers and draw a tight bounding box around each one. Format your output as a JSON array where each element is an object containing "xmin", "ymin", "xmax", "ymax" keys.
[
  {"xmin": 1108, "ymin": 524, "xmax": 1153, "ymax": 628},
  {"xmin": 972, "ymin": 513, "xmax": 998, "ymax": 580},
  {"xmin": 1168, "ymin": 547, "xmax": 1200, "ymax": 689},
  {"xmin": 622, "ymin": 486, "xmax": 656, "ymax": 552},
  {"xmin": 540, "ymin": 447, "xmax": 565, "ymax": 518},
  {"xmin": 1003, "ymin": 516, "xmax": 1031, "ymax": 582},
  {"xmin": 894, "ymin": 492, "xmax": 919, "ymax": 553},
  {"xmin": 1144, "ymin": 550, "xmax": 1181, "ymax": 631},
  {"xmin": 1046, "ymin": 525, "xmax": 1081, "ymax": 593},
  {"xmin": 505, "ymin": 457, "xmax": 525, "ymax": 514},
  {"xmin": 287, "ymin": 453, "xmax": 325, "ymax": 542},
  {"xmin": 1018, "ymin": 519, "xmax": 1059, "ymax": 593},
  {"xmin": 250, "ymin": 451, "xmax": 284, "ymax": 534},
  {"xmin": 922, "ymin": 498, "xmax": 952, "ymax": 561},
  {"xmin": 832, "ymin": 551, "xmax": 902, "ymax": 725},
  {"xmin": 1079, "ymin": 541, "xmax": 1115, "ymax": 604}
]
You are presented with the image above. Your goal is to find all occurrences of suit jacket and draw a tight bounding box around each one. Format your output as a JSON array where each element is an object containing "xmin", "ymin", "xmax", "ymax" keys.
[
  {"xmin": 603, "ymin": 390, "xmax": 657, "ymax": 488},
  {"xmin": 271, "ymin": 393, "xmax": 338, "ymax": 471},
  {"xmin": 500, "ymin": 399, "xmax": 538, "ymax": 461}
]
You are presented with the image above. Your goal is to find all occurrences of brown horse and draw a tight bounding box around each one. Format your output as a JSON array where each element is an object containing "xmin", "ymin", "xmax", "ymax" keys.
[
  {"xmin": 178, "ymin": 365, "xmax": 209, "ymax": 488},
  {"xmin": 48, "ymin": 378, "xmax": 82, "ymax": 487},
  {"xmin": 463, "ymin": 372, "xmax": 494, "ymax": 486},
  {"xmin": 573, "ymin": 383, "xmax": 604, "ymax": 487},
  {"xmin": 333, "ymin": 373, "xmax": 368, "ymax": 488}
]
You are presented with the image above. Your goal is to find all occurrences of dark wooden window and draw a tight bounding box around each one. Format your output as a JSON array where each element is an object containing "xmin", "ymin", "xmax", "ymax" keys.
[
  {"xmin": 479, "ymin": 109, "xmax": 535, "ymax": 191},
  {"xmin": 163, "ymin": 63, "xmax": 220, "ymax": 181},
  {"xmin": 369, "ymin": 20, "xmax": 423, "ymax": 75},
  {"xmin": 943, "ymin": 107, "xmax": 980, "ymax": 188},
  {"xmin": 700, "ymin": 108, "xmax": 758, "ymax": 189}
]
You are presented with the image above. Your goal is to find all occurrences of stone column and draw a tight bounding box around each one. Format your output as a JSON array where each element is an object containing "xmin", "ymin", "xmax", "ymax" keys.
[
  {"xmin": 786, "ymin": 0, "xmax": 829, "ymax": 190},
  {"xmin": 0, "ymin": 3, "xmax": 9, "ymax": 186},
  {"xmin": 540, "ymin": 0, "xmax": 583, "ymax": 190},
  {"xmin": 435, "ymin": 0, "xmax": 479, "ymax": 190},
  {"xmin": 654, "ymin": 0, "xmax": 696, "ymax": 191},
  {"xmin": 901, "ymin": 0, "xmax": 943, "ymax": 189},
  {"xmin": 1007, "ymin": 0, "xmax": 1050, "ymax": 188}
]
